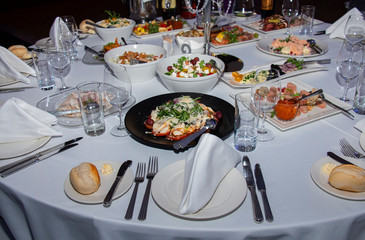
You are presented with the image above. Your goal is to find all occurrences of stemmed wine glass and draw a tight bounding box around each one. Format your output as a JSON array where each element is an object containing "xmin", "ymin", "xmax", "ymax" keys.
[
  {"xmin": 47, "ymin": 40, "xmax": 70, "ymax": 91},
  {"xmin": 59, "ymin": 16, "xmax": 79, "ymax": 61},
  {"xmin": 281, "ymin": 0, "xmax": 299, "ymax": 35},
  {"xmin": 345, "ymin": 15, "xmax": 365, "ymax": 45},
  {"xmin": 337, "ymin": 41, "xmax": 363, "ymax": 102},
  {"xmin": 103, "ymin": 67, "xmax": 132, "ymax": 137},
  {"xmin": 251, "ymin": 68, "xmax": 281, "ymax": 142}
]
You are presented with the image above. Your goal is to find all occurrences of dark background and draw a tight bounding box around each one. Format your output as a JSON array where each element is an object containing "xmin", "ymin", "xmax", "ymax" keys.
[{"xmin": 0, "ymin": 0, "xmax": 348, "ymax": 48}]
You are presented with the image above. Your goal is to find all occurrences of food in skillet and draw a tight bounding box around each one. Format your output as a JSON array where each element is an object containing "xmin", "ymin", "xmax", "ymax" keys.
[
  {"xmin": 165, "ymin": 56, "xmax": 217, "ymax": 78},
  {"xmin": 210, "ymin": 25, "xmax": 258, "ymax": 45},
  {"xmin": 133, "ymin": 17, "xmax": 185, "ymax": 36},
  {"xmin": 271, "ymin": 35, "xmax": 312, "ymax": 55},
  {"xmin": 144, "ymin": 96, "xmax": 221, "ymax": 141}
]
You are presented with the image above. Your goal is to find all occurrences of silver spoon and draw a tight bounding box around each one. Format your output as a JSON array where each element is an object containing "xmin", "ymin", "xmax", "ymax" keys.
[
  {"xmin": 173, "ymin": 119, "xmax": 218, "ymax": 150},
  {"xmin": 84, "ymin": 45, "xmax": 104, "ymax": 59}
]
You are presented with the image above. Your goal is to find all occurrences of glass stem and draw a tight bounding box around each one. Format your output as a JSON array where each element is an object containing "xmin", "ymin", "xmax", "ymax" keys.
[
  {"xmin": 59, "ymin": 70, "xmax": 67, "ymax": 89},
  {"xmin": 258, "ymin": 112, "xmax": 267, "ymax": 134},
  {"xmin": 117, "ymin": 107, "xmax": 125, "ymax": 130},
  {"xmin": 341, "ymin": 78, "xmax": 351, "ymax": 101}
]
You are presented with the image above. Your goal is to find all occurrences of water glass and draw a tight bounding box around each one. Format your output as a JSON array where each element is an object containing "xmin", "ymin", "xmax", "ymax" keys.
[
  {"xmin": 31, "ymin": 50, "xmax": 56, "ymax": 90},
  {"xmin": 234, "ymin": 93, "xmax": 259, "ymax": 152},
  {"xmin": 77, "ymin": 82, "xmax": 106, "ymax": 136},
  {"xmin": 233, "ymin": 0, "xmax": 255, "ymax": 17},
  {"xmin": 354, "ymin": 64, "xmax": 365, "ymax": 114},
  {"xmin": 300, "ymin": 5, "xmax": 315, "ymax": 36}
]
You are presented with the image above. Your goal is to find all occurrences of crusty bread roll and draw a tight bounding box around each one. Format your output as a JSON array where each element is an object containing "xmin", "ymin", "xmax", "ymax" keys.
[
  {"xmin": 328, "ymin": 164, "xmax": 365, "ymax": 192},
  {"xmin": 70, "ymin": 162, "xmax": 100, "ymax": 195},
  {"xmin": 8, "ymin": 45, "xmax": 31, "ymax": 59},
  {"xmin": 79, "ymin": 19, "xmax": 96, "ymax": 34}
]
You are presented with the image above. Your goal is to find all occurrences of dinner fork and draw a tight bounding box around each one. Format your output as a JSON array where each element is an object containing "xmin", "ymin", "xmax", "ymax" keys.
[
  {"xmin": 125, "ymin": 162, "xmax": 146, "ymax": 220},
  {"xmin": 339, "ymin": 138, "xmax": 365, "ymax": 158},
  {"xmin": 138, "ymin": 156, "xmax": 158, "ymax": 221}
]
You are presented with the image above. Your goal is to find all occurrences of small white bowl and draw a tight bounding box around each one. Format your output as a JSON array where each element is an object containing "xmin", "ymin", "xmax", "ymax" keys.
[
  {"xmin": 156, "ymin": 54, "xmax": 225, "ymax": 93},
  {"xmin": 176, "ymin": 35, "xmax": 206, "ymax": 53},
  {"xmin": 104, "ymin": 44, "xmax": 167, "ymax": 83},
  {"xmin": 95, "ymin": 19, "xmax": 135, "ymax": 42}
]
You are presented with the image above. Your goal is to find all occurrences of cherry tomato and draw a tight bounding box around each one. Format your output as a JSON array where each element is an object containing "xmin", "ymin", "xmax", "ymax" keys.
[
  {"xmin": 215, "ymin": 111, "xmax": 223, "ymax": 120},
  {"xmin": 146, "ymin": 118, "xmax": 154, "ymax": 126},
  {"xmin": 205, "ymin": 63, "xmax": 213, "ymax": 68},
  {"xmin": 167, "ymin": 66, "xmax": 173, "ymax": 72},
  {"xmin": 194, "ymin": 57, "xmax": 199, "ymax": 62},
  {"xmin": 190, "ymin": 59, "xmax": 197, "ymax": 65}
]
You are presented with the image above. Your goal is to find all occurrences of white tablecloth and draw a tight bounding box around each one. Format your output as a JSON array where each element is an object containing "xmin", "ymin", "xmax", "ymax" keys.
[{"xmin": 1, "ymin": 19, "xmax": 365, "ymax": 240}]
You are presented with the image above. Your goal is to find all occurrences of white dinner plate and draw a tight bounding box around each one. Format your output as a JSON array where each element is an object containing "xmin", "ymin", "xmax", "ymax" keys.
[
  {"xmin": 310, "ymin": 156, "xmax": 365, "ymax": 200},
  {"xmin": 151, "ymin": 160, "xmax": 247, "ymax": 220},
  {"xmin": 221, "ymin": 59, "xmax": 328, "ymax": 88},
  {"xmin": 256, "ymin": 36, "xmax": 328, "ymax": 58},
  {"xmin": 360, "ymin": 132, "xmax": 365, "ymax": 152},
  {"xmin": 210, "ymin": 34, "xmax": 261, "ymax": 49},
  {"xmin": 64, "ymin": 160, "xmax": 133, "ymax": 204},
  {"xmin": 0, "ymin": 136, "xmax": 51, "ymax": 159}
]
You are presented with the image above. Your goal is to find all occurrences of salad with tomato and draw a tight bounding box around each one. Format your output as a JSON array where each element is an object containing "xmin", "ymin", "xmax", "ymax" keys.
[{"xmin": 165, "ymin": 56, "xmax": 217, "ymax": 78}]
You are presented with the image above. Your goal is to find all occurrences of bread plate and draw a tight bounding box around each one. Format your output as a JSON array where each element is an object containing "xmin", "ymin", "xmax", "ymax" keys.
[
  {"xmin": 64, "ymin": 160, "xmax": 133, "ymax": 204},
  {"xmin": 311, "ymin": 156, "xmax": 365, "ymax": 200}
]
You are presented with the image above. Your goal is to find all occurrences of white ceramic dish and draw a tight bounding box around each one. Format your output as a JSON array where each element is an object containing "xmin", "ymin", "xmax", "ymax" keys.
[
  {"xmin": 132, "ymin": 24, "xmax": 191, "ymax": 38},
  {"xmin": 95, "ymin": 19, "xmax": 135, "ymax": 42},
  {"xmin": 310, "ymin": 156, "xmax": 365, "ymax": 200},
  {"xmin": 156, "ymin": 54, "xmax": 224, "ymax": 93},
  {"xmin": 151, "ymin": 160, "xmax": 247, "ymax": 220},
  {"xmin": 221, "ymin": 59, "xmax": 328, "ymax": 88},
  {"xmin": 0, "ymin": 136, "xmax": 50, "ymax": 159},
  {"xmin": 64, "ymin": 160, "xmax": 133, "ymax": 204},
  {"xmin": 256, "ymin": 36, "xmax": 328, "ymax": 58},
  {"xmin": 104, "ymin": 44, "xmax": 167, "ymax": 83}
]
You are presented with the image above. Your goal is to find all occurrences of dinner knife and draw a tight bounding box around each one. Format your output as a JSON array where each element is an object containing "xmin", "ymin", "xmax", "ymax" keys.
[
  {"xmin": 320, "ymin": 93, "xmax": 355, "ymax": 120},
  {"xmin": 103, "ymin": 160, "xmax": 132, "ymax": 207},
  {"xmin": 0, "ymin": 137, "xmax": 83, "ymax": 175},
  {"xmin": 327, "ymin": 151, "xmax": 356, "ymax": 166},
  {"xmin": 1, "ymin": 143, "xmax": 78, "ymax": 178},
  {"xmin": 303, "ymin": 59, "xmax": 331, "ymax": 65},
  {"xmin": 242, "ymin": 156, "xmax": 263, "ymax": 223},
  {"xmin": 254, "ymin": 164, "xmax": 273, "ymax": 222}
]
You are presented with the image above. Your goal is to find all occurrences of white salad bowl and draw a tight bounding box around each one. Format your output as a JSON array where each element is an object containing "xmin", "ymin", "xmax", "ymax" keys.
[
  {"xmin": 95, "ymin": 19, "xmax": 135, "ymax": 42},
  {"xmin": 104, "ymin": 44, "xmax": 167, "ymax": 83},
  {"xmin": 156, "ymin": 54, "xmax": 225, "ymax": 93}
]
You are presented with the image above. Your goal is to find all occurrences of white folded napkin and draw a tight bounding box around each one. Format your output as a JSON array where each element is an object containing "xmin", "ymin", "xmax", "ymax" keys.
[
  {"xmin": 326, "ymin": 7, "xmax": 364, "ymax": 39},
  {"xmin": 49, "ymin": 17, "xmax": 83, "ymax": 49},
  {"xmin": 179, "ymin": 133, "xmax": 241, "ymax": 215},
  {"xmin": 354, "ymin": 118, "xmax": 365, "ymax": 132},
  {"xmin": 0, "ymin": 98, "xmax": 62, "ymax": 144},
  {"xmin": 0, "ymin": 46, "xmax": 36, "ymax": 84}
]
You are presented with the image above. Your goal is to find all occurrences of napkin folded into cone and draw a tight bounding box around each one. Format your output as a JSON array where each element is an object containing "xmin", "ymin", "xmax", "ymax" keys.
[
  {"xmin": 49, "ymin": 17, "xmax": 83, "ymax": 50},
  {"xmin": 326, "ymin": 7, "xmax": 365, "ymax": 39},
  {"xmin": 179, "ymin": 133, "xmax": 241, "ymax": 215},
  {"xmin": 0, "ymin": 98, "xmax": 62, "ymax": 144},
  {"xmin": 0, "ymin": 46, "xmax": 36, "ymax": 84}
]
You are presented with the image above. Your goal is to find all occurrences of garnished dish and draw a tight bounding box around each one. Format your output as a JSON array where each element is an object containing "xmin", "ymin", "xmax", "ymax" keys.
[
  {"xmin": 249, "ymin": 14, "xmax": 301, "ymax": 32},
  {"xmin": 133, "ymin": 18, "xmax": 185, "ymax": 36},
  {"xmin": 144, "ymin": 96, "xmax": 221, "ymax": 141},
  {"xmin": 99, "ymin": 10, "xmax": 131, "ymax": 28},
  {"xmin": 165, "ymin": 56, "xmax": 217, "ymax": 78},
  {"xmin": 270, "ymin": 35, "xmax": 312, "ymax": 56},
  {"xmin": 110, "ymin": 51, "xmax": 163, "ymax": 65}
]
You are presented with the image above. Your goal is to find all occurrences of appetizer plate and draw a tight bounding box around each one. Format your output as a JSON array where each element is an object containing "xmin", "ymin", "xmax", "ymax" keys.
[
  {"xmin": 210, "ymin": 33, "xmax": 261, "ymax": 49},
  {"xmin": 64, "ymin": 160, "xmax": 133, "ymax": 204},
  {"xmin": 132, "ymin": 24, "xmax": 191, "ymax": 38},
  {"xmin": 151, "ymin": 160, "xmax": 247, "ymax": 220},
  {"xmin": 256, "ymin": 36, "xmax": 328, "ymax": 58},
  {"xmin": 82, "ymin": 45, "xmax": 105, "ymax": 64},
  {"xmin": 0, "ymin": 136, "xmax": 50, "ymax": 159},
  {"xmin": 125, "ymin": 92, "xmax": 235, "ymax": 149},
  {"xmin": 221, "ymin": 59, "xmax": 327, "ymax": 88},
  {"xmin": 243, "ymin": 19, "xmax": 324, "ymax": 35},
  {"xmin": 311, "ymin": 156, "xmax": 365, "ymax": 200}
]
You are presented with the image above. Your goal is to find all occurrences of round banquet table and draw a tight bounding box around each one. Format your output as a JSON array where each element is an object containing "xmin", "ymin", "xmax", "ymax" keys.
[{"xmin": 1, "ymin": 18, "xmax": 365, "ymax": 240}]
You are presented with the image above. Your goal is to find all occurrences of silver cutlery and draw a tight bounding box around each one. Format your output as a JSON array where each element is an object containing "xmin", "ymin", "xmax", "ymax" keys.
[
  {"xmin": 242, "ymin": 156, "xmax": 263, "ymax": 223},
  {"xmin": 130, "ymin": 59, "xmax": 147, "ymax": 65},
  {"xmin": 314, "ymin": 30, "xmax": 326, "ymax": 35},
  {"xmin": 327, "ymin": 151, "xmax": 358, "ymax": 166},
  {"xmin": 339, "ymin": 138, "xmax": 365, "ymax": 159},
  {"xmin": 0, "ymin": 86, "xmax": 36, "ymax": 93},
  {"xmin": 254, "ymin": 164, "xmax": 273, "ymax": 222},
  {"xmin": 0, "ymin": 137, "xmax": 83, "ymax": 177},
  {"xmin": 84, "ymin": 45, "xmax": 105, "ymax": 59},
  {"xmin": 319, "ymin": 93, "xmax": 354, "ymax": 120},
  {"xmin": 173, "ymin": 119, "xmax": 217, "ymax": 150},
  {"xmin": 302, "ymin": 59, "xmax": 331, "ymax": 65},
  {"xmin": 125, "ymin": 162, "xmax": 146, "ymax": 220},
  {"xmin": 307, "ymin": 39, "xmax": 322, "ymax": 54},
  {"xmin": 138, "ymin": 156, "xmax": 158, "ymax": 221},
  {"xmin": 103, "ymin": 160, "xmax": 132, "ymax": 207}
]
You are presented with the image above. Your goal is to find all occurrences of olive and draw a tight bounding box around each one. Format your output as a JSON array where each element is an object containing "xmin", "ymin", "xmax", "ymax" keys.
[
  {"xmin": 206, "ymin": 63, "xmax": 213, "ymax": 68},
  {"xmin": 146, "ymin": 118, "xmax": 154, "ymax": 126},
  {"xmin": 190, "ymin": 59, "xmax": 197, "ymax": 65},
  {"xmin": 215, "ymin": 111, "xmax": 223, "ymax": 120},
  {"xmin": 193, "ymin": 57, "xmax": 199, "ymax": 62}
]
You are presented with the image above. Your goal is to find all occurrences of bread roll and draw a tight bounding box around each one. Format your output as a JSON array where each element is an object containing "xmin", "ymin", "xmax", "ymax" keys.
[
  {"xmin": 69, "ymin": 162, "xmax": 100, "ymax": 195},
  {"xmin": 328, "ymin": 164, "xmax": 365, "ymax": 192},
  {"xmin": 8, "ymin": 45, "xmax": 31, "ymax": 59},
  {"xmin": 79, "ymin": 19, "xmax": 96, "ymax": 34}
]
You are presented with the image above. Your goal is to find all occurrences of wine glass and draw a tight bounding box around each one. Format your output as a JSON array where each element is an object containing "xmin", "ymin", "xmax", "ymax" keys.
[
  {"xmin": 59, "ymin": 16, "xmax": 79, "ymax": 61},
  {"xmin": 103, "ymin": 67, "xmax": 132, "ymax": 137},
  {"xmin": 337, "ymin": 41, "xmax": 363, "ymax": 102},
  {"xmin": 251, "ymin": 68, "xmax": 281, "ymax": 142},
  {"xmin": 345, "ymin": 15, "xmax": 365, "ymax": 45},
  {"xmin": 47, "ymin": 41, "xmax": 70, "ymax": 91},
  {"xmin": 281, "ymin": 0, "xmax": 299, "ymax": 35}
]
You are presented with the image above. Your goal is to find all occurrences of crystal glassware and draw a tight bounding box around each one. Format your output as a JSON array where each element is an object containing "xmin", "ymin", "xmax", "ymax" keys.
[
  {"xmin": 59, "ymin": 16, "xmax": 79, "ymax": 61},
  {"xmin": 345, "ymin": 15, "xmax": 365, "ymax": 45},
  {"xmin": 47, "ymin": 40, "xmax": 70, "ymax": 91},
  {"xmin": 281, "ymin": 0, "xmax": 299, "ymax": 35}
]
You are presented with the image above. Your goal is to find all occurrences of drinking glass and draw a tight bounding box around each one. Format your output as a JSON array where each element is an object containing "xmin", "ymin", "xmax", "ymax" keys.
[
  {"xmin": 251, "ymin": 69, "xmax": 281, "ymax": 142},
  {"xmin": 103, "ymin": 67, "xmax": 132, "ymax": 137},
  {"xmin": 47, "ymin": 41, "xmax": 70, "ymax": 91},
  {"xmin": 345, "ymin": 15, "xmax": 365, "ymax": 45},
  {"xmin": 281, "ymin": 0, "xmax": 299, "ymax": 35},
  {"xmin": 59, "ymin": 16, "xmax": 79, "ymax": 61},
  {"xmin": 337, "ymin": 41, "xmax": 363, "ymax": 102}
]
